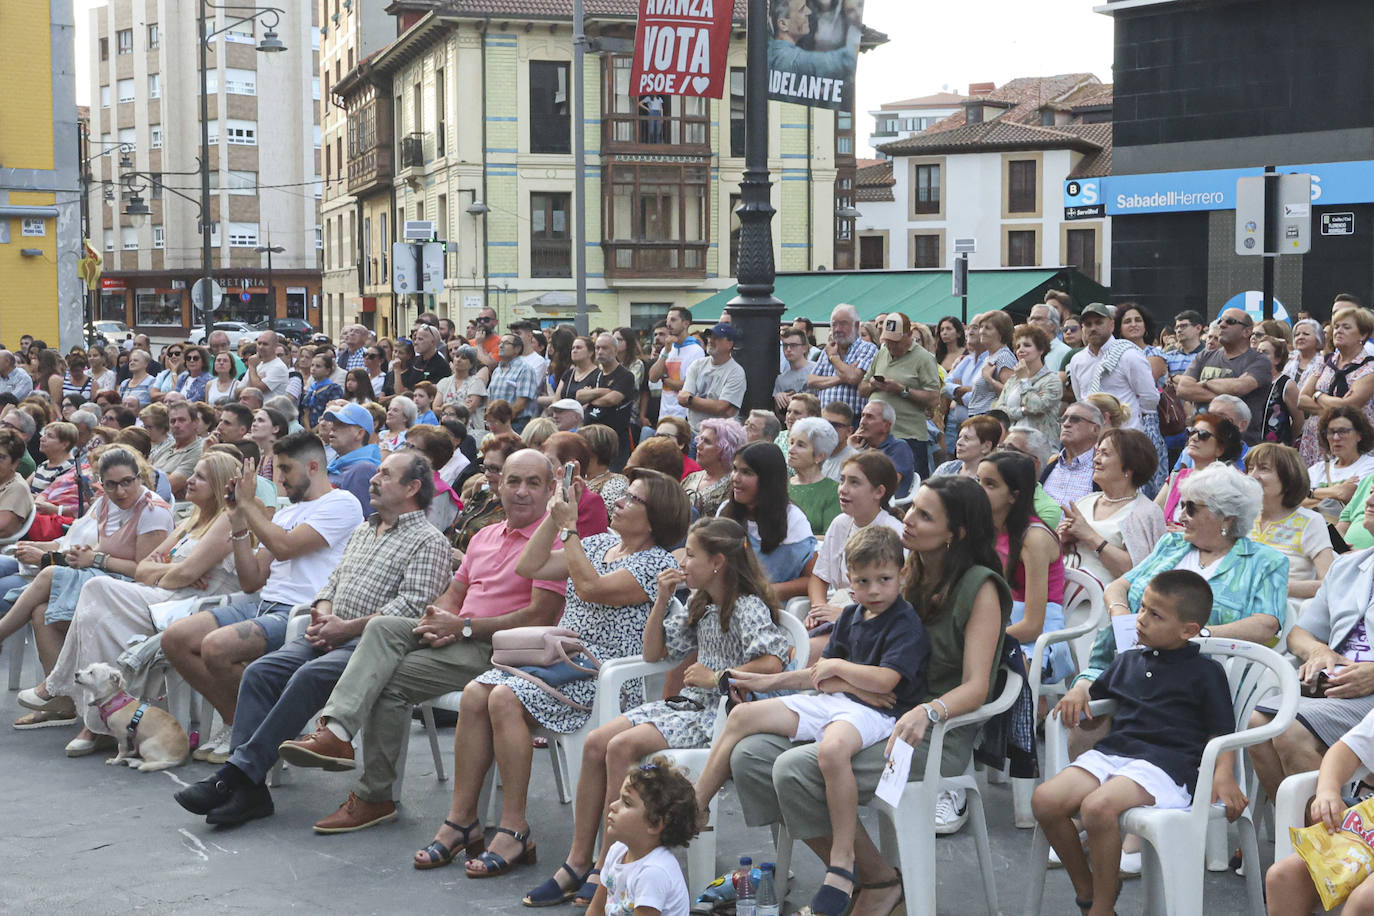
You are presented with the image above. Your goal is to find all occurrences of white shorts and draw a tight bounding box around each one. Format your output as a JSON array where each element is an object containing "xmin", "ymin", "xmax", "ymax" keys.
[
  {"xmin": 779, "ymin": 693, "xmax": 896, "ymax": 749},
  {"xmin": 1069, "ymin": 749, "xmax": 1193, "ymax": 810}
]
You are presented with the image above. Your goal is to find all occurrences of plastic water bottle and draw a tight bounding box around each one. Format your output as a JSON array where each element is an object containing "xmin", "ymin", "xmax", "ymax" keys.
[
  {"xmin": 732, "ymin": 856, "xmax": 756, "ymax": 916},
  {"xmin": 756, "ymin": 862, "xmax": 779, "ymax": 916}
]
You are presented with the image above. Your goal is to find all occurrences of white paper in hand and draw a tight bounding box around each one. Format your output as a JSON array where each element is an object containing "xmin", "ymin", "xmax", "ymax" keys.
[
  {"xmin": 1112, "ymin": 615, "xmax": 1142, "ymax": 653},
  {"xmin": 876, "ymin": 737, "xmax": 915, "ymax": 807}
]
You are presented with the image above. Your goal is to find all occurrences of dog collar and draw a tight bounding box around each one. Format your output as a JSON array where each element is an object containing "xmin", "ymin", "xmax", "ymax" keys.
[{"xmin": 97, "ymin": 690, "xmax": 137, "ymax": 724}]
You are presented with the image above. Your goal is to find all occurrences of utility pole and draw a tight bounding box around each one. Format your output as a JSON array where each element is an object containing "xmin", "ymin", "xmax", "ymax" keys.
[{"xmin": 572, "ymin": 0, "xmax": 589, "ymax": 334}]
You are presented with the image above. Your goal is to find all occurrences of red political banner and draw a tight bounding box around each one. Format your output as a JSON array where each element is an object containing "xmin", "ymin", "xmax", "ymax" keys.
[{"xmin": 630, "ymin": 0, "xmax": 732, "ymax": 99}]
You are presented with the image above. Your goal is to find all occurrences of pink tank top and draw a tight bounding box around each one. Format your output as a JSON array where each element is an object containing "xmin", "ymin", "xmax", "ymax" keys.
[
  {"xmin": 996, "ymin": 519, "xmax": 1065, "ymax": 604},
  {"xmin": 1162, "ymin": 467, "xmax": 1193, "ymax": 526}
]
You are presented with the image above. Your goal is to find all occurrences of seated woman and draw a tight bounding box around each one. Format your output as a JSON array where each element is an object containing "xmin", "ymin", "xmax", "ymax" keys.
[
  {"xmin": 719, "ymin": 441, "xmax": 817, "ymax": 601},
  {"xmin": 300, "ymin": 352, "xmax": 343, "ymax": 429},
  {"xmin": 0, "ymin": 429, "xmax": 34, "ymax": 540},
  {"xmin": 1246, "ymin": 442, "xmax": 1333, "ymax": 617},
  {"xmin": 1157, "ymin": 412, "xmax": 1244, "ymax": 528},
  {"xmin": 725, "ymin": 476, "xmax": 1012, "ymax": 916},
  {"xmin": 804, "ymin": 451, "xmax": 902, "ymax": 663},
  {"xmin": 417, "ymin": 468, "xmax": 687, "ymax": 878},
  {"xmin": 624, "ymin": 435, "xmax": 684, "ymax": 481},
  {"xmin": 787, "ymin": 417, "xmax": 842, "ymax": 536},
  {"xmin": 578, "ymin": 424, "xmax": 629, "ymax": 522},
  {"xmin": 379, "ymin": 395, "xmax": 417, "ymax": 454},
  {"xmin": 480, "ymin": 399, "xmax": 515, "ymax": 448},
  {"xmin": 683, "ymin": 418, "xmax": 743, "ymax": 517},
  {"xmin": 1, "ymin": 446, "xmax": 173, "ymax": 727},
  {"xmin": 931, "ymin": 414, "xmax": 1001, "ymax": 479},
  {"xmin": 16, "ymin": 452, "xmax": 240, "ymax": 756},
  {"xmin": 655, "ymin": 416, "xmax": 702, "ymax": 479},
  {"xmin": 402, "ymin": 425, "xmax": 462, "ymax": 534},
  {"xmin": 249, "ymin": 407, "xmax": 290, "ymax": 492},
  {"xmin": 30, "ymin": 421, "xmax": 77, "ymax": 499},
  {"xmin": 523, "ymin": 516, "xmax": 790, "ymax": 906},
  {"xmin": 451, "ymin": 433, "xmax": 523, "ymax": 560},
  {"xmin": 1056, "ymin": 428, "xmax": 1166, "ymax": 588},
  {"xmin": 541, "ymin": 432, "xmax": 610, "ymax": 539},
  {"xmin": 436, "ymin": 346, "xmax": 487, "ymax": 431},
  {"xmin": 1306, "ymin": 405, "xmax": 1374, "ymax": 521}
]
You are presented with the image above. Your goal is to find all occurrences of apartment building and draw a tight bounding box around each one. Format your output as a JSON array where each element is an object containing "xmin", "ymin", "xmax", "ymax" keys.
[
  {"xmin": 866, "ymin": 90, "xmax": 965, "ymax": 158},
  {"xmin": 87, "ymin": 0, "xmax": 323, "ymax": 336}
]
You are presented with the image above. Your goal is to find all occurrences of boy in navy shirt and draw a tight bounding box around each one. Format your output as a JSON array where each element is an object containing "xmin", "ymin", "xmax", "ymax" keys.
[
  {"xmin": 1032, "ymin": 569, "xmax": 1247, "ymax": 916},
  {"xmin": 693, "ymin": 525, "xmax": 928, "ymax": 916}
]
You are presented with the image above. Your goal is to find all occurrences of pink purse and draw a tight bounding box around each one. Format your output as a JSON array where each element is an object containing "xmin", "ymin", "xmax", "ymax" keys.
[{"xmin": 490, "ymin": 626, "xmax": 601, "ymax": 711}]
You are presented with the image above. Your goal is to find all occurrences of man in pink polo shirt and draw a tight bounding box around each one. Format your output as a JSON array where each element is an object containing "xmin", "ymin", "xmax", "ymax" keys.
[{"xmin": 277, "ymin": 449, "xmax": 566, "ymax": 833}]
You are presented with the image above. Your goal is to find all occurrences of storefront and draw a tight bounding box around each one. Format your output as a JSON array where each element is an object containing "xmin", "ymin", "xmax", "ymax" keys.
[{"xmin": 96, "ymin": 269, "xmax": 323, "ymax": 336}]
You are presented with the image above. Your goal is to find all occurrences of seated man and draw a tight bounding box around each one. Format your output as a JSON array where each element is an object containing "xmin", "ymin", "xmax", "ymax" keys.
[
  {"xmin": 153, "ymin": 399, "xmax": 204, "ymax": 501},
  {"xmin": 323, "ymin": 402, "xmax": 380, "ymax": 515},
  {"xmin": 275, "ymin": 448, "xmax": 566, "ymax": 833},
  {"xmin": 849, "ymin": 401, "xmax": 914, "ymax": 498},
  {"xmin": 173, "ymin": 451, "xmax": 451, "ymax": 827},
  {"xmin": 1249, "ymin": 497, "xmax": 1374, "ymax": 802},
  {"xmin": 160, "ymin": 431, "xmax": 364, "ymax": 763}
]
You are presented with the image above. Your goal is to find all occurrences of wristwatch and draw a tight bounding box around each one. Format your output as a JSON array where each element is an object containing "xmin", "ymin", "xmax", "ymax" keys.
[
  {"xmin": 923, "ymin": 704, "xmax": 941, "ymax": 724},
  {"xmin": 559, "ymin": 528, "xmax": 577, "ymax": 543},
  {"xmin": 461, "ymin": 617, "xmax": 473, "ymax": 640},
  {"xmin": 93, "ymin": 551, "xmax": 107, "ymax": 571}
]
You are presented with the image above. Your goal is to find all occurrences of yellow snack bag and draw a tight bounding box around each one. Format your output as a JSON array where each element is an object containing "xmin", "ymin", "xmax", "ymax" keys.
[{"xmin": 1291, "ymin": 796, "xmax": 1374, "ymax": 910}]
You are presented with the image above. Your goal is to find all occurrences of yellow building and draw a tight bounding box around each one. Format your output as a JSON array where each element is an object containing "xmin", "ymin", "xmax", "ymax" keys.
[{"xmin": 0, "ymin": 1, "xmax": 82, "ymax": 349}]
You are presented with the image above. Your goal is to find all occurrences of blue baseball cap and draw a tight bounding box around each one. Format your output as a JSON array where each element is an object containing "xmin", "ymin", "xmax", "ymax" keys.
[
  {"xmin": 323, "ymin": 402, "xmax": 374, "ymax": 434},
  {"xmin": 709, "ymin": 322, "xmax": 739, "ymax": 341}
]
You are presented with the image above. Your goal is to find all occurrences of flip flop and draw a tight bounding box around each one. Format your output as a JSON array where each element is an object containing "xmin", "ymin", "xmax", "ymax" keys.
[
  {"xmin": 465, "ymin": 826, "xmax": 536, "ymax": 879},
  {"xmin": 523, "ymin": 862, "xmax": 590, "ymax": 907},
  {"xmin": 413, "ymin": 818, "xmax": 484, "ymax": 870},
  {"xmin": 571, "ymin": 868, "xmax": 601, "ymax": 907},
  {"xmin": 13, "ymin": 709, "xmax": 78, "ymax": 729}
]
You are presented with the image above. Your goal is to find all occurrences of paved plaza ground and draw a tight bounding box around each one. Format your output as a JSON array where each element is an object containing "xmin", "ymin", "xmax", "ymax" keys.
[{"xmin": 0, "ymin": 684, "xmax": 1274, "ymax": 914}]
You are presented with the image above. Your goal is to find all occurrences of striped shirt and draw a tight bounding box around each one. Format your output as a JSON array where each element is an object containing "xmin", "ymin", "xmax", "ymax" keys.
[{"xmin": 1164, "ymin": 344, "xmax": 1203, "ymax": 378}]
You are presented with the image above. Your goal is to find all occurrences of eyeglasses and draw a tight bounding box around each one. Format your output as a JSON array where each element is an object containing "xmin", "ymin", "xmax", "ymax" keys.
[
  {"xmin": 827, "ymin": 420, "xmax": 850, "ymax": 431},
  {"xmin": 167, "ymin": 350, "xmax": 183, "ymax": 357},
  {"xmin": 481, "ymin": 463, "xmax": 504, "ymax": 475},
  {"xmin": 1178, "ymin": 499, "xmax": 1209, "ymax": 517},
  {"xmin": 1062, "ymin": 414, "xmax": 1097, "ymax": 425},
  {"xmin": 617, "ymin": 491, "xmax": 649, "ymax": 509},
  {"xmin": 1220, "ymin": 317, "xmax": 1251, "ymax": 328},
  {"xmin": 102, "ymin": 475, "xmax": 138, "ymax": 491},
  {"xmin": 1328, "ymin": 425, "xmax": 1358, "ymax": 438},
  {"xmin": 1186, "ymin": 427, "xmax": 1215, "ymax": 442},
  {"xmin": 1063, "ymin": 325, "xmax": 1081, "ymax": 332},
  {"xmin": 365, "ymin": 352, "xmax": 382, "ymax": 359}
]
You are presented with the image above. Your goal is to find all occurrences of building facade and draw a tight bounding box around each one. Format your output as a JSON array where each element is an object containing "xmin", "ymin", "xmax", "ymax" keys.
[
  {"xmin": 1099, "ymin": 0, "xmax": 1374, "ymax": 324},
  {"xmin": 859, "ymin": 75, "xmax": 1112, "ymax": 282},
  {"xmin": 1, "ymin": 0, "xmax": 82, "ymax": 349},
  {"xmin": 865, "ymin": 90, "xmax": 965, "ymax": 158},
  {"xmin": 318, "ymin": 1, "xmax": 868, "ymax": 338},
  {"xmin": 86, "ymin": 0, "xmax": 322, "ymax": 338}
]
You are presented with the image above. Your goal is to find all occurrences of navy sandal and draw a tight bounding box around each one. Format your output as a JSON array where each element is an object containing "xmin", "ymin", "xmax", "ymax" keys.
[
  {"xmin": 413, "ymin": 818, "xmax": 483, "ymax": 870},
  {"xmin": 466, "ymin": 826, "xmax": 537, "ymax": 878},
  {"xmin": 571, "ymin": 868, "xmax": 601, "ymax": 907},
  {"xmin": 523, "ymin": 862, "xmax": 590, "ymax": 907},
  {"xmin": 805, "ymin": 866, "xmax": 859, "ymax": 916}
]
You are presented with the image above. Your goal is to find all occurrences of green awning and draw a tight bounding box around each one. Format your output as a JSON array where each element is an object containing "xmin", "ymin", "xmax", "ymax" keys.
[{"xmin": 692, "ymin": 268, "xmax": 1108, "ymax": 325}]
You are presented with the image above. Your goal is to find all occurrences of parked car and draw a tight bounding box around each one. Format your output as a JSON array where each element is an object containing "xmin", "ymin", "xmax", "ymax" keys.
[
  {"xmin": 253, "ymin": 317, "xmax": 315, "ymax": 344},
  {"xmin": 196, "ymin": 321, "xmax": 258, "ymax": 347},
  {"xmin": 88, "ymin": 320, "xmax": 134, "ymax": 349}
]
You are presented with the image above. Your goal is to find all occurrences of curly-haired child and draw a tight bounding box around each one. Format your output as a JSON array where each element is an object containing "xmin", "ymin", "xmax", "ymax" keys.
[{"xmin": 589, "ymin": 756, "xmax": 700, "ymax": 916}]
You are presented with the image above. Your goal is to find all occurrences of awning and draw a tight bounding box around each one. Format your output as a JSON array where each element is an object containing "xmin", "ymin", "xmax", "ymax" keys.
[{"xmin": 691, "ymin": 267, "xmax": 1108, "ymax": 325}]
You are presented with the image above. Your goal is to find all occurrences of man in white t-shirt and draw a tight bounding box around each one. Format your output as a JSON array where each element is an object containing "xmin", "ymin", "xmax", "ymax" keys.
[
  {"xmin": 680, "ymin": 322, "xmax": 747, "ymax": 433},
  {"xmin": 245, "ymin": 329, "xmax": 290, "ymax": 396},
  {"xmin": 160, "ymin": 430, "xmax": 364, "ymax": 763},
  {"xmin": 649, "ymin": 306, "xmax": 706, "ymax": 420}
]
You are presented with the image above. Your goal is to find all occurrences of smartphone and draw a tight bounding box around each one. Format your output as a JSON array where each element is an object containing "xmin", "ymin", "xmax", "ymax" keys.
[
  {"xmin": 224, "ymin": 479, "xmax": 238, "ymax": 506},
  {"xmin": 562, "ymin": 461, "xmax": 576, "ymax": 499}
]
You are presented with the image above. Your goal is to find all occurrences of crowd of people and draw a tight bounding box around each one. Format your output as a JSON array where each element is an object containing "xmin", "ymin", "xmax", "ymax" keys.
[{"xmin": 3, "ymin": 290, "xmax": 1374, "ymax": 915}]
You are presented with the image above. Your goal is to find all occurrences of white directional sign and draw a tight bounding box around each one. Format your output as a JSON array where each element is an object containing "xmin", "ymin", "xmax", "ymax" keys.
[
  {"xmin": 1235, "ymin": 173, "xmax": 1312, "ymax": 256},
  {"xmin": 190, "ymin": 277, "xmax": 224, "ymax": 312}
]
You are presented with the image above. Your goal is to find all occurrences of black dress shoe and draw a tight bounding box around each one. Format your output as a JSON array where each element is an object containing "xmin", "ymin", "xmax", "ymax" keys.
[
  {"xmin": 175, "ymin": 775, "xmax": 236, "ymax": 816},
  {"xmin": 205, "ymin": 783, "xmax": 274, "ymax": 827}
]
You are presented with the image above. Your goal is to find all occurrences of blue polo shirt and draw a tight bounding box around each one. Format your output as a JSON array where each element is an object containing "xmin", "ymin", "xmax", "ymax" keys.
[
  {"xmin": 824, "ymin": 596, "xmax": 929, "ymax": 717},
  {"xmin": 1088, "ymin": 642, "xmax": 1233, "ymax": 793},
  {"xmin": 875, "ymin": 434, "xmax": 915, "ymax": 499}
]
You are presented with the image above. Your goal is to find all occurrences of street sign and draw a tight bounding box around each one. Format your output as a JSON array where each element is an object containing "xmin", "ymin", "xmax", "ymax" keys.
[
  {"xmin": 392, "ymin": 241, "xmax": 417, "ymax": 294},
  {"xmin": 420, "ymin": 241, "xmax": 445, "ymax": 294},
  {"xmin": 463, "ymin": 294, "xmax": 483, "ymax": 315},
  {"xmin": 1235, "ymin": 173, "xmax": 1312, "ymax": 255},
  {"xmin": 1322, "ymin": 212, "xmax": 1355, "ymax": 236},
  {"xmin": 953, "ymin": 238, "xmax": 977, "ymax": 254},
  {"xmin": 952, "ymin": 254, "xmax": 969, "ymax": 297},
  {"xmin": 190, "ymin": 277, "xmax": 223, "ymax": 312},
  {"xmin": 403, "ymin": 220, "xmax": 435, "ymax": 241},
  {"xmin": 239, "ymin": 291, "xmax": 252, "ymax": 303}
]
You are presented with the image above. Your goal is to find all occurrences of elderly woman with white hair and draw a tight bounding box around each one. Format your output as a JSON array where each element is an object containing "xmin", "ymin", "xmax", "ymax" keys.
[
  {"xmin": 379, "ymin": 395, "xmax": 417, "ymax": 454},
  {"xmin": 786, "ymin": 416, "xmax": 842, "ymax": 535},
  {"xmin": 1284, "ymin": 318, "xmax": 1324, "ymax": 391}
]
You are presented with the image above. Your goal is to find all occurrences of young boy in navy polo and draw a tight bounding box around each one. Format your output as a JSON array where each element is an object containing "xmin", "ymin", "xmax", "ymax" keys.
[
  {"xmin": 1032, "ymin": 569, "xmax": 1248, "ymax": 916},
  {"xmin": 691, "ymin": 525, "xmax": 928, "ymax": 916}
]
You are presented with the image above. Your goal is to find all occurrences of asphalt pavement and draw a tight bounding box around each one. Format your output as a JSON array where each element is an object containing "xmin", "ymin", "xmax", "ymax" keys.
[{"xmin": 0, "ymin": 681, "xmax": 1273, "ymax": 914}]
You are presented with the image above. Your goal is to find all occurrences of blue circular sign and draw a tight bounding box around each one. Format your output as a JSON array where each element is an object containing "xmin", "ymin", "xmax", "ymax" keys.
[
  {"xmin": 1222, "ymin": 291, "xmax": 1289, "ymax": 324},
  {"xmin": 240, "ymin": 291, "xmax": 252, "ymax": 303}
]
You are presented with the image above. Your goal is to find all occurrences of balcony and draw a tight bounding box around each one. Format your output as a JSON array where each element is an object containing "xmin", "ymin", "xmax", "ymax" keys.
[
  {"xmin": 347, "ymin": 145, "xmax": 393, "ymax": 196},
  {"xmin": 399, "ymin": 133, "xmax": 425, "ymax": 170},
  {"xmin": 601, "ymin": 112, "xmax": 709, "ymax": 155},
  {"xmin": 602, "ymin": 240, "xmax": 708, "ymax": 280},
  {"xmin": 870, "ymin": 130, "xmax": 897, "ymax": 138}
]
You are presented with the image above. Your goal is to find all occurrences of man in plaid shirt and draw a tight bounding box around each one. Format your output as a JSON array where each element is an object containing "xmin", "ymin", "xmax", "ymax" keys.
[
  {"xmin": 174, "ymin": 451, "xmax": 452, "ymax": 827},
  {"xmin": 337, "ymin": 324, "xmax": 370, "ymax": 371},
  {"xmin": 809, "ymin": 303, "xmax": 878, "ymax": 415},
  {"xmin": 487, "ymin": 333, "xmax": 542, "ymax": 431}
]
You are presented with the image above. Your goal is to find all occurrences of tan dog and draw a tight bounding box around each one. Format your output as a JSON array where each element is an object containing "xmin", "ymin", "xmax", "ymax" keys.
[{"xmin": 74, "ymin": 662, "xmax": 189, "ymax": 771}]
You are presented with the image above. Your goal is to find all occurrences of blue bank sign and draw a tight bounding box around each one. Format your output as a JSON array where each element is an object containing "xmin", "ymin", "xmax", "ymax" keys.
[{"xmin": 1063, "ymin": 160, "xmax": 1374, "ymax": 218}]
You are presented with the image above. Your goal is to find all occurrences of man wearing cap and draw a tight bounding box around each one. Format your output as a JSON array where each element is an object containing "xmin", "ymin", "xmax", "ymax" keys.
[
  {"xmin": 680, "ymin": 322, "xmax": 747, "ymax": 434},
  {"xmin": 550, "ymin": 399, "xmax": 583, "ymax": 432},
  {"xmin": 810, "ymin": 303, "xmax": 878, "ymax": 416},
  {"xmin": 859, "ymin": 313, "xmax": 941, "ymax": 478},
  {"xmin": 1175, "ymin": 306, "xmax": 1271, "ymax": 443},
  {"xmin": 577, "ymin": 333, "xmax": 638, "ymax": 468},
  {"xmin": 324, "ymin": 403, "xmax": 382, "ymax": 515},
  {"xmin": 1066, "ymin": 303, "xmax": 1161, "ymax": 431}
]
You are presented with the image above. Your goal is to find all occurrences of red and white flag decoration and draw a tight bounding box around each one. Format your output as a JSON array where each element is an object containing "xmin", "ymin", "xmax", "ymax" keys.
[{"xmin": 630, "ymin": 0, "xmax": 733, "ymax": 99}]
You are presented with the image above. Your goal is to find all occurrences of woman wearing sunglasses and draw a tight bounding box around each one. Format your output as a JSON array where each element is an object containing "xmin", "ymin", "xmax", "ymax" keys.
[{"xmin": 1157, "ymin": 412, "xmax": 1243, "ymax": 529}]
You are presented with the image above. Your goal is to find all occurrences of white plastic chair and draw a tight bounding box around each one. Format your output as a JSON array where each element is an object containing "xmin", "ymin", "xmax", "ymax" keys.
[
  {"xmin": 769, "ymin": 663, "xmax": 1024, "ymax": 916},
  {"xmin": 0, "ymin": 504, "xmax": 37, "ymax": 548},
  {"xmin": 1024, "ymin": 636, "xmax": 1300, "ymax": 916}
]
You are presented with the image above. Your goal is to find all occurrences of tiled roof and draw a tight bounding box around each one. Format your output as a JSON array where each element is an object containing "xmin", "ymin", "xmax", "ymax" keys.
[
  {"xmin": 876, "ymin": 91, "xmax": 967, "ymax": 111},
  {"xmin": 1064, "ymin": 124, "xmax": 1113, "ymax": 178},
  {"xmin": 922, "ymin": 73, "xmax": 1102, "ymax": 134},
  {"xmin": 1063, "ymin": 82, "xmax": 1114, "ymax": 110},
  {"xmin": 856, "ymin": 160, "xmax": 894, "ymax": 201},
  {"xmin": 878, "ymin": 117, "xmax": 1101, "ymax": 156}
]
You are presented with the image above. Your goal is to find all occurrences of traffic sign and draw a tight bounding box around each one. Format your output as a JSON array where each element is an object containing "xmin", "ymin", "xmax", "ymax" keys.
[
  {"xmin": 239, "ymin": 291, "xmax": 252, "ymax": 303},
  {"xmin": 953, "ymin": 238, "xmax": 977, "ymax": 254},
  {"xmin": 1322, "ymin": 212, "xmax": 1355, "ymax": 236},
  {"xmin": 191, "ymin": 277, "xmax": 224, "ymax": 312},
  {"xmin": 420, "ymin": 242, "xmax": 445, "ymax": 294},
  {"xmin": 392, "ymin": 242, "xmax": 417, "ymax": 294},
  {"xmin": 1235, "ymin": 173, "xmax": 1312, "ymax": 256},
  {"xmin": 403, "ymin": 220, "xmax": 435, "ymax": 241}
]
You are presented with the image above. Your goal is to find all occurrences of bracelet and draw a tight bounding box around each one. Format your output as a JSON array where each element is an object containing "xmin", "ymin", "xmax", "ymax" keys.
[
  {"xmin": 1109, "ymin": 600, "xmax": 1130, "ymax": 612},
  {"xmin": 1094, "ymin": 539, "xmax": 1109, "ymax": 555},
  {"xmin": 230, "ymin": 530, "xmax": 251, "ymax": 542},
  {"xmin": 932, "ymin": 697, "xmax": 950, "ymax": 720}
]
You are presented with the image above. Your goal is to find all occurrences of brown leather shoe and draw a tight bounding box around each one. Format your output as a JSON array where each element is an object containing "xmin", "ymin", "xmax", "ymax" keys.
[
  {"xmin": 314, "ymin": 792, "xmax": 398, "ymax": 834},
  {"xmin": 277, "ymin": 721, "xmax": 356, "ymax": 771}
]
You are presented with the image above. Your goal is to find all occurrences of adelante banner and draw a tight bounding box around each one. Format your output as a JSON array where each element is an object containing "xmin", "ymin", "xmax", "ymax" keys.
[
  {"xmin": 767, "ymin": 0, "xmax": 864, "ymax": 111},
  {"xmin": 630, "ymin": 0, "xmax": 733, "ymax": 99}
]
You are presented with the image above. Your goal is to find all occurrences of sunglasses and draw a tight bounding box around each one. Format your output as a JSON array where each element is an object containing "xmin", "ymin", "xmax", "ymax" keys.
[
  {"xmin": 1062, "ymin": 414, "xmax": 1097, "ymax": 425},
  {"xmin": 1179, "ymin": 499, "xmax": 1208, "ymax": 517},
  {"xmin": 1220, "ymin": 317, "xmax": 1251, "ymax": 328},
  {"xmin": 167, "ymin": 350, "xmax": 183, "ymax": 357},
  {"xmin": 1186, "ymin": 427, "xmax": 1215, "ymax": 442}
]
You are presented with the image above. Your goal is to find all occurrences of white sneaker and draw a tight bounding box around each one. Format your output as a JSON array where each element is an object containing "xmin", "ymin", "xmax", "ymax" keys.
[
  {"xmin": 934, "ymin": 789, "xmax": 968, "ymax": 835},
  {"xmin": 194, "ymin": 723, "xmax": 231, "ymax": 762},
  {"xmin": 1048, "ymin": 829, "xmax": 1087, "ymax": 868},
  {"xmin": 1119, "ymin": 850, "xmax": 1142, "ymax": 877},
  {"xmin": 206, "ymin": 727, "xmax": 234, "ymax": 764}
]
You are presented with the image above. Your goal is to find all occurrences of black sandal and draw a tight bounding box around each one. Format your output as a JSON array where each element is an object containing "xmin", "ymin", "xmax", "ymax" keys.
[
  {"xmin": 571, "ymin": 868, "xmax": 601, "ymax": 907},
  {"xmin": 523, "ymin": 862, "xmax": 590, "ymax": 907},
  {"xmin": 413, "ymin": 818, "xmax": 484, "ymax": 870},
  {"xmin": 466, "ymin": 826, "xmax": 537, "ymax": 878},
  {"xmin": 805, "ymin": 866, "xmax": 859, "ymax": 916}
]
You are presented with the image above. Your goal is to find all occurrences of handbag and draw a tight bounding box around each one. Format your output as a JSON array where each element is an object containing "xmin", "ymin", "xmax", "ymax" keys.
[
  {"xmin": 490, "ymin": 626, "xmax": 601, "ymax": 712},
  {"xmin": 1156, "ymin": 379, "xmax": 1187, "ymax": 437}
]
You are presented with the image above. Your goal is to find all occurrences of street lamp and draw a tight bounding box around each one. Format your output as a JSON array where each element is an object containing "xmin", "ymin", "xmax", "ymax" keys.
[
  {"xmin": 466, "ymin": 200, "xmax": 490, "ymax": 327},
  {"xmin": 255, "ymin": 243, "xmax": 285, "ymax": 334},
  {"xmin": 124, "ymin": 193, "xmax": 151, "ymax": 228},
  {"xmin": 197, "ymin": 1, "xmax": 288, "ymax": 346}
]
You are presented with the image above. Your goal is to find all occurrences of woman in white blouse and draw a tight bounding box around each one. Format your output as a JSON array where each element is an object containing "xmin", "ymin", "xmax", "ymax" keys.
[{"xmin": 1307, "ymin": 405, "xmax": 1374, "ymax": 521}]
